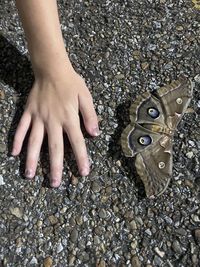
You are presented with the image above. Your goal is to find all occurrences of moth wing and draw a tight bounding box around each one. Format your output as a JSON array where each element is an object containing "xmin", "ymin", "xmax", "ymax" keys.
[
  {"xmin": 157, "ymin": 76, "xmax": 193, "ymax": 128},
  {"xmin": 121, "ymin": 123, "xmax": 162, "ymax": 157},
  {"xmin": 135, "ymin": 136, "xmax": 172, "ymax": 198},
  {"xmin": 121, "ymin": 91, "xmax": 165, "ymax": 157}
]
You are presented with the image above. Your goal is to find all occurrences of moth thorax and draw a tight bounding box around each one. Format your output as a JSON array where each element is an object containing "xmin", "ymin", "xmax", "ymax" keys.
[{"xmin": 151, "ymin": 125, "xmax": 174, "ymax": 136}]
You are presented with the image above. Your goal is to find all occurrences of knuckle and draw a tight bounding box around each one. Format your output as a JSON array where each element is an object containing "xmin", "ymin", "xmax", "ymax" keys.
[
  {"xmin": 29, "ymin": 134, "xmax": 38, "ymax": 145},
  {"xmin": 72, "ymin": 135, "xmax": 85, "ymax": 146},
  {"xmin": 51, "ymin": 165, "xmax": 63, "ymax": 174},
  {"xmin": 49, "ymin": 142, "xmax": 60, "ymax": 152},
  {"xmin": 65, "ymin": 117, "xmax": 79, "ymax": 129}
]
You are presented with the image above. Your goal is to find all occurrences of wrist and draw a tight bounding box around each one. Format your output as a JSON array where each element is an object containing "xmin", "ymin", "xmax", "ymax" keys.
[{"xmin": 30, "ymin": 50, "xmax": 75, "ymax": 79}]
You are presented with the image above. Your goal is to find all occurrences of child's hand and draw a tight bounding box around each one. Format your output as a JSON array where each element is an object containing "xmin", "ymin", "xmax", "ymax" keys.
[{"xmin": 11, "ymin": 69, "xmax": 99, "ymax": 187}]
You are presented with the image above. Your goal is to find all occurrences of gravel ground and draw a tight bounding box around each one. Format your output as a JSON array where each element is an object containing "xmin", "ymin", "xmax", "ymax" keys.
[{"xmin": 0, "ymin": 0, "xmax": 200, "ymax": 266}]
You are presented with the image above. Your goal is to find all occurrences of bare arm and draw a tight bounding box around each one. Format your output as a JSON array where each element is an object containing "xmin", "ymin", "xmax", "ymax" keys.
[
  {"xmin": 15, "ymin": 0, "xmax": 72, "ymax": 77},
  {"xmin": 12, "ymin": 0, "xmax": 99, "ymax": 187}
]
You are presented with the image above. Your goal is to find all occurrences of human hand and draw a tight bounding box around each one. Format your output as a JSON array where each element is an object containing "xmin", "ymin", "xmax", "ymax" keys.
[{"xmin": 11, "ymin": 69, "xmax": 99, "ymax": 187}]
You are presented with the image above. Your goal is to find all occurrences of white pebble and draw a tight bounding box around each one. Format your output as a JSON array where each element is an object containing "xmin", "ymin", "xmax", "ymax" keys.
[
  {"xmin": 57, "ymin": 242, "xmax": 64, "ymax": 253},
  {"xmin": 154, "ymin": 247, "xmax": 165, "ymax": 258},
  {"xmin": 29, "ymin": 257, "xmax": 38, "ymax": 264},
  {"xmin": 186, "ymin": 151, "xmax": 194, "ymax": 159},
  {"xmin": 0, "ymin": 175, "xmax": 5, "ymax": 185}
]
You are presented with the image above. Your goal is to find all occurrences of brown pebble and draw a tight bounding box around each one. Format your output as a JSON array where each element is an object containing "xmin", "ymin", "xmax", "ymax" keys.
[
  {"xmin": 194, "ymin": 229, "xmax": 200, "ymax": 243},
  {"xmin": 96, "ymin": 258, "xmax": 106, "ymax": 267},
  {"xmin": 48, "ymin": 215, "xmax": 58, "ymax": 225},
  {"xmin": 141, "ymin": 62, "xmax": 149, "ymax": 70},
  {"xmin": 44, "ymin": 256, "xmax": 53, "ymax": 267},
  {"xmin": 0, "ymin": 89, "xmax": 5, "ymax": 100},
  {"xmin": 71, "ymin": 174, "xmax": 78, "ymax": 186},
  {"xmin": 131, "ymin": 256, "xmax": 141, "ymax": 267}
]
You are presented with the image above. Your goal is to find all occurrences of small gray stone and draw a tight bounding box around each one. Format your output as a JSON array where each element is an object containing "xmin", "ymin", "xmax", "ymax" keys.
[
  {"xmin": 0, "ymin": 143, "xmax": 6, "ymax": 153},
  {"xmin": 68, "ymin": 254, "xmax": 76, "ymax": 266},
  {"xmin": 153, "ymin": 255, "xmax": 163, "ymax": 266},
  {"xmin": 91, "ymin": 181, "xmax": 101, "ymax": 193},
  {"xmin": 129, "ymin": 220, "xmax": 137, "ymax": 230},
  {"xmin": 172, "ymin": 240, "xmax": 183, "ymax": 254},
  {"xmin": 29, "ymin": 256, "xmax": 38, "ymax": 265},
  {"xmin": 57, "ymin": 242, "xmax": 64, "ymax": 253},
  {"xmin": 99, "ymin": 209, "xmax": 107, "ymax": 219},
  {"xmin": 175, "ymin": 228, "xmax": 187, "ymax": 236},
  {"xmin": 70, "ymin": 229, "xmax": 78, "ymax": 243}
]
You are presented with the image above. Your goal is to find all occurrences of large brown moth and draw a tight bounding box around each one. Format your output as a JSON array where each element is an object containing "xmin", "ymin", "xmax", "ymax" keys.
[{"xmin": 121, "ymin": 76, "xmax": 193, "ymax": 198}]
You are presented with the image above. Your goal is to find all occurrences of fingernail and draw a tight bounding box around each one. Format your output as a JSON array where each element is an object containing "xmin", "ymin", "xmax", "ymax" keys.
[
  {"xmin": 93, "ymin": 126, "xmax": 100, "ymax": 136},
  {"xmin": 11, "ymin": 148, "xmax": 17, "ymax": 156},
  {"xmin": 25, "ymin": 169, "xmax": 33, "ymax": 179},
  {"xmin": 50, "ymin": 179, "xmax": 60, "ymax": 188},
  {"xmin": 80, "ymin": 167, "xmax": 89, "ymax": 176}
]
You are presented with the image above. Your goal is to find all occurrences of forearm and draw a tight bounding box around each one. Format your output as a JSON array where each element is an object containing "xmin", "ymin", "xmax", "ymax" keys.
[{"xmin": 15, "ymin": 0, "xmax": 73, "ymax": 77}]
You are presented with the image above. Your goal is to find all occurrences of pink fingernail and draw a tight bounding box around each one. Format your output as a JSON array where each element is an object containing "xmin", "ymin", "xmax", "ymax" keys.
[
  {"xmin": 93, "ymin": 126, "xmax": 100, "ymax": 136},
  {"xmin": 11, "ymin": 148, "xmax": 17, "ymax": 156},
  {"xmin": 50, "ymin": 179, "xmax": 60, "ymax": 188},
  {"xmin": 25, "ymin": 169, "xmax": 33, "ymax": 179},
  {"xmin": 80, "ymin": 168, "xmax": 89, "ymax": 176}
]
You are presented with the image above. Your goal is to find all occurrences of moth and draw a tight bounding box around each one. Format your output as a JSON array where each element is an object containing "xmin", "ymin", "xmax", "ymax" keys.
[{"xmin": 121, "ymin": 76, "xmax": 193, "ymax": 198}]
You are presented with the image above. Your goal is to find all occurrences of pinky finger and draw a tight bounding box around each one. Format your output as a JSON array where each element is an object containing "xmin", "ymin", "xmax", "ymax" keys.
[{"xmin": 11, "ymin": 112, "xmax": 31, "ymax": 156}]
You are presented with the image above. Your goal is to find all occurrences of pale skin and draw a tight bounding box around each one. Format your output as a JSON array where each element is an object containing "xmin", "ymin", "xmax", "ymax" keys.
[{"xmin": 12, "ymin": 0, "xmax": 99, "ymax": 187}]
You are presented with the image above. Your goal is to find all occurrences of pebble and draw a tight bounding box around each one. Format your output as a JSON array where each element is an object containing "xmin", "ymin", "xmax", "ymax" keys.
[
  {"xmin": 194, "ymin": 74, "xmax": 200, "ymax": 83},
  {"xmin": 194, "ymin": 177, "xmax": 200, "ymax": 187},
  {"xmin": 172, "ymin": 240, "xmax": 183, "ymax": 254},
  {"xmin": 129, "ymin": 220, "xmax": 137, "ymax": 230},
  {"xmin": 192, "ymin": 254, "xmax": 198, "ymax": 265},
  {"xmin": 186, "ymin": 151, "xmax": 194, "ymax": 159},
  {"xmin": 0, "ymin": 89, "xmax": 5, "ymax": 99},
  {"xmin": 96, "ymin": 259, "xmax": 106, "ymax": 267},
  {"xmin": 175, "ymin": 228, "xmax": 187, "ymax": 236},
  {"xmin": 0, "ymin": 143, "xmax": 6, "ymax": 153},
  {"xmin": 141, "ymin": 62, "xmax": 149, "ymax": 70},
  {"xmin": 99, "ymin": 209, "xmax": 107, "ymax": 219},
  {"xmin": 115, "ymin": 73, "xmax": 125, "ymax": 80},
  {"xmin": 154, "ymin": 247, "xmax": 165, "ymax": 258},
  {"xmin": 29, "ymin": 256, "xmax": 38, "ymax": 265},
  {"xmin": 37, "ymin": 220, "xmax": 43, "ymax": 228},
  {"xmin": 10, "ymin": 207, "xmax": 23, "ymax": 219},
  {"xmin": 91, "ymin": 181, "xmax": 101, "ymax": 193},
  {"xmin": 70, "ymin": 228, "xmax": 78, "ymax": 243},
  {"xmin": 48, "ymin": 215, "xmax": 58, "ymax": 225},
  {"xmin": 57, "ymin": 242, "xmax": 64, "ymax": 253},
  {"xmin": 131, "ymin": 256, "xmax": 141, "ymax": 267},
  {"xmin": 68, "ymin": 254, "xmax": 76, "ymax": 266},
  {"xmin": 188, "ymin": 140, "xmax": 195, "ymax": 147},
  {"xmin": 194, "ymin": 229, "xmax": 200, "ymax": 244},
  {"xmin": 71, "ymin": 174, "xmax": 78, "ymax": 186},
  {"xmin": 153, "ymin": 255, "xmax": 163, "ymax": 266},
  {"xmin": 0, "ymin": 175, "xmax": 5, "ymax": 186},
  {"xmin": 131, "ymin": 240, "xmax": 138, "ymax": 250},
  {"xmin": 43, "ymin": 256, "xmax": 53, "ymax": 267}
]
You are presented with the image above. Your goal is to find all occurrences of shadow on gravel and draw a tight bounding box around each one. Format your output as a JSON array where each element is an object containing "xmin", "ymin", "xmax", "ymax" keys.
[
  {"xmin": 0, "ymin": 35, "xmax": 50, "ymax": 187},
  {"xmin": 108, "ymin": 101, "xmax": 146, "ymax": 200}
]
